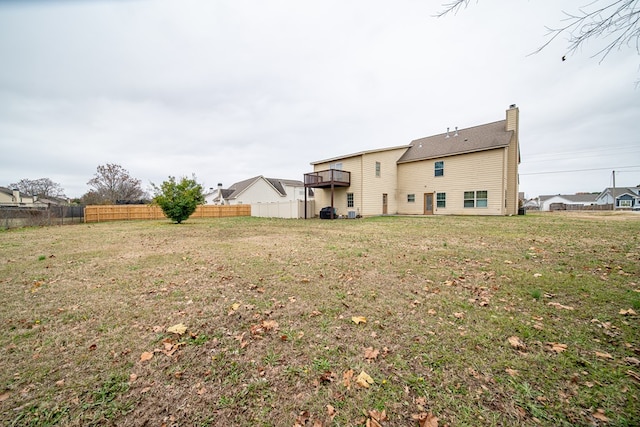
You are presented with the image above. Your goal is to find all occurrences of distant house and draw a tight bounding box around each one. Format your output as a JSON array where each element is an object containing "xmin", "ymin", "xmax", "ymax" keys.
[
  {"xmin": 208, "ymin": 176, "xmax": 311, "ymax": 206},
  {"xmin": 305, "ymin": 105, "xmax": 521, "ymax": 217},
  {"xmin": 0, "ymin": 187, "xmax": 38, "ymax": 207},
  {"xmin": 596, "ymin": 186, "xmax": 640, "ymax": 210},
  {"xmin": 537, "ymin": 194, "xmax": 598, "ymax": 212}
]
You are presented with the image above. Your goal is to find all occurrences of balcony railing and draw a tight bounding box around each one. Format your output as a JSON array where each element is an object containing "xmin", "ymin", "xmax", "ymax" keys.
[{"xmin": 304, "ymin": 169, "xmax": 351, "ymax": 188}]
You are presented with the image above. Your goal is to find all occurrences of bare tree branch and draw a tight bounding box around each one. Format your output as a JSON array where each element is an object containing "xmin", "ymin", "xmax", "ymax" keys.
[
  {"xmin": 529, "ymin": 0, "xmax": 640, "ymax": 62},
  {"xmin": 435, "ymin": 0, "xmax": 473, "ymax": 18},
  {"xmin": 438, "ymin": 0, "xmax": 640, "ymax": 64}
]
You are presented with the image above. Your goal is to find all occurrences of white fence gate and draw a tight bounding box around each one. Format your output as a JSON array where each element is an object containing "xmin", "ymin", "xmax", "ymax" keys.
[{"xmin": 250, "ymin": 200, "xmax": 315, "ymax": 219}]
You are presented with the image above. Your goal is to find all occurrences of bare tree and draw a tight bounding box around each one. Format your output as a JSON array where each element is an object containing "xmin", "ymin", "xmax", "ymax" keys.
[
  {"xmin": 438, "ymin": 0, "xmax": 640, "ymax": 62},
  {"xmin": 86, "ymin": 164, "xmax": 147, "ymax": 204},
  {"xmin": 9, "ymin": 178, "xmax": 66, "ymax": 198}
]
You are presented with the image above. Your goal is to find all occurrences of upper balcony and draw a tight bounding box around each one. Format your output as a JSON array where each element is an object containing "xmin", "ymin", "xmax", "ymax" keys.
[{"xmin": 304, "ymin": 169, "xmax": 351, "ymax": 188}]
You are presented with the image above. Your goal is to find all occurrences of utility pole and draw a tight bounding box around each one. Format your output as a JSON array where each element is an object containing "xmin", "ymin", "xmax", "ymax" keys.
[{"xmin": 612, "ymin": 170, "xmax": 616, "ymax": 211}]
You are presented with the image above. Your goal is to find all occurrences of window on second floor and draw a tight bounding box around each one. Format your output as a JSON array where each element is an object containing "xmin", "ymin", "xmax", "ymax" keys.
[
  {"xmin": 375, "ymin": 161, "xmax": 381, "ymax": 177},
  {"xmin": 435, "ymin": 161, "xmax": 444, "ymax": 177}
]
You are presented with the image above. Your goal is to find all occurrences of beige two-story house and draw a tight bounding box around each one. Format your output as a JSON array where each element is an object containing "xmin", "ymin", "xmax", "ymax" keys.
[{"xmin": 305, "ymin": 105, "xmax": 520, "ymax": 217}]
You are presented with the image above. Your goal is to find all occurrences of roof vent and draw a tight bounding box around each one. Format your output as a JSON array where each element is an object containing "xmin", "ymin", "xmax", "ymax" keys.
[
  {"xmin": 454, "ymin": 126, "xmax": 458, "ymax": 137},
  {"xmin": 445, "ymin": 127, "xmax": 450, "ymax": 138}
]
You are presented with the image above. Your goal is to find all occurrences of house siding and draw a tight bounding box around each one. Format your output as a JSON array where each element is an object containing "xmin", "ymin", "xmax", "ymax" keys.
[
  {"xmin": 397, "ymin": 149, "xmax": 507, "ymax": 215},
  {"xmin": 309, "ymin": 106, "xmax": 520, "ymax": 217},
  {"xmin": 229, "ymin": 179, "xmax": 284, "ymax": 205},
  {"xmin": 312, "ymin": 148, "xmax": 406, "ymax": 217}
]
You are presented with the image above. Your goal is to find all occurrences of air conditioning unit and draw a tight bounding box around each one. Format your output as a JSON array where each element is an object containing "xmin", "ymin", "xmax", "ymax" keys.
[{"xmin": 348, "ymin": 211, "xmax": 356, "ymax": 219}]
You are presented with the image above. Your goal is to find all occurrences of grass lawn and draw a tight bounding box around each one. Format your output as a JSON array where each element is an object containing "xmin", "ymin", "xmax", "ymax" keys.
[{"xmin": 1, "ymin": 212, "xmax": 639, "ymax": 426}]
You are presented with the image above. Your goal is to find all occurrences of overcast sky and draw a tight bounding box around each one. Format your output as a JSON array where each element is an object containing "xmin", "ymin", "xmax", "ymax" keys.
[{"xmin": 1, "ymin": 0, "xmax": 639, "ymax": 199}]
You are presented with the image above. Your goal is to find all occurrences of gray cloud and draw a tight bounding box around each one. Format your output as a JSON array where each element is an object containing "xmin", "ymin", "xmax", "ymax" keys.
[{"xmin": 1, "ymin": 0, "xmax": 638, "ymax": 199}]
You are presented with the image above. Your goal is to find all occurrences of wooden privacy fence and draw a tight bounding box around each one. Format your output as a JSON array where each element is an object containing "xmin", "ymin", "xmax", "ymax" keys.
[{"xmin": 84, "ymin": 204, "xmax": 250, "ymax": 223}]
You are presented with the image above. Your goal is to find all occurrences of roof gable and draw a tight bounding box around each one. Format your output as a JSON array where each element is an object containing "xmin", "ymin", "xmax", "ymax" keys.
[
  {"xmin": 225, "ymin": 176, "xmax": 305, "ymax": 199},
  {"xmin": 397, "ymin": 120, "xmax": 512, "ymax": 164},
  {"xmin": 311, "ymin": 145, "xmax": 410, "ymax": 166}
]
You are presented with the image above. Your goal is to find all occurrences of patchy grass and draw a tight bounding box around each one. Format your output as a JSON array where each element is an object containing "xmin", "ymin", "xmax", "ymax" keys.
[{"xmin": 1, "ymin": 212, "xmax": 639, "ymax": 426}]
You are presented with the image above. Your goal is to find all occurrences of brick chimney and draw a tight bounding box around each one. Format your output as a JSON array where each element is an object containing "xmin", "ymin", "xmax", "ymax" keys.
[{"xmin": 12, "ymin": 189, "xmax": 20, "ymax": 204}]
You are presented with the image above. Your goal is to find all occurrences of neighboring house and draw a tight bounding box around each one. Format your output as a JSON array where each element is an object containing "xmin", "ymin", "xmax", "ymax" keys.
[
  {"xmin": 305, "ymin": 105, "xmax": 521, "ymax": 217},
  {"xmin": 523, "ymin": 198, "xmax": 540, "ymax": 210},
  {"xmin": 209, "ymin": 176, "xmax": 311, "ymax": 205},
  {"xmin": 595, "ymin": 186, "xmax": 640, "ymax": 210},
  {"xmin": 537, "ymin": 193, "xmax": 598, "ymax": 212},
  {"xmin": 0, "ymin": 187, "xmax": 38, "ymax": 207}
]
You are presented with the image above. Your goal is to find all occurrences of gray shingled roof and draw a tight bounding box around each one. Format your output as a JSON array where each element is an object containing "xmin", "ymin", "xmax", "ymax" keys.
[
  {"xmin": 225, "ymin": 176, "xmax": 304, "ymax": 200},
  {"xmin": 397, "ymin": 120, "xmax": 513, "ymax": 164}
]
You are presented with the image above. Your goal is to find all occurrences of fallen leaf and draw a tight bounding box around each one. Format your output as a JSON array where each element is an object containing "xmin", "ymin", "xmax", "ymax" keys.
[
  {"xmin": 262, "ymin": 319, "xmax": 279, "ymax": 331},
  {"xmin": 412, "ymin": 412, "xmax": 439, "ymax": 427},
  {"xmin": 140, "ymin": 351, "xmax": 153, "ymax": 362},
  {"xmin": 0, "ymin": 391, "xmax": 10, "ymax": 402},
  {"xmin": 294, "ymin": 410, "xmax": 310, "ymax": 427},
  {"xmin": 624, "ymin": 356, "xmax": 640, "ymax": 366},
  {"xmin": 352, "ymin": 316, "xmax": 367, "ymax": 325},
  {"xmin": 626, "ymin": 370, "xmax": 640, "ymax": 382},
  {"xmin": 533, "ymin": 273, "xmax": 542, "ymax": 278},
  {"xmin": 356, "ymin": 371, "xmax": 374, "ymax": 388},
  {"xmin": 595, "ymin": 351, "xmax": 613, "ymax": 360},
  {"xmin": 166, "ymin": 323, "xmax": 187, "ymax": 335},
  {"xmin": 508, "ymin": 336, "xmax": 526, "ymax": 350},
  {"xmin": 505, "ymin": 368, "xmax": 519, "ymax": 377},
  {"xmin": 592, "ymin": 409, "xmax": 609, "ymax": 422},
  {"xmin": 546, "ymin": 342, "xmax": 568, "ymax": 353},
  {"xmin": 319, "ymin": 371, "xmax": 336, "ymax": 384},
  {"xmin": 227, "ymin": 302, "xmax": 241, "ymax": 315},
  {"xmin": 129, "ymin": 373, "xmax": 138, "ymax": 382},
  {"xmin": 547, "ymin": 302, "xmax": 574, "ymax": 310},
  {"xmin": 453, "ymin": 312, "xmax": 465, "ymax": 319},
  {"xmin": 619, "ymin": 308, "xmax": 637, "ymax": 315},
  {"xmin": 326, "ymin": 404, "xmax": 337, "ymax": 420},
  {"xmin": 364, "ymin": 347, "xmax": 380, "ymax": 362},
  {"xmin": 343, "ymin": 369, "xmax": 354, "ymax": 390},
  {"xmin": 367, "ymin": 409, "xmax": 387, "ymax": 427}
]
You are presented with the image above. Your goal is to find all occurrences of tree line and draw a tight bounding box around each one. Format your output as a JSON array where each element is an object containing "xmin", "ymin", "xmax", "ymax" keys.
[{"xmin": 7, "ymin": 163, "xmax": 204, "ymax": 224}]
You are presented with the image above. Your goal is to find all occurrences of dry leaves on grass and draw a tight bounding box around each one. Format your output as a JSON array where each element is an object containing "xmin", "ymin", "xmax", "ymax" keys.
[
  {"xmin": 548, "ymin": 302, "xmax": 574, "ymax": 311},
  {"xmin": 592, "ymin": 409, "xmax": 610, "ymax": 422},
  {"xmin": 140, "ymin": 351, "xmax": 153, "ymax": 362},
  {"xmin": 595, "ymin": 351, "xmax": 614, "ymax": 360},
  {"xmin": 505, "ymin": 368, "xmax": 519, "ymax": 377},
  {"xmin": 366, "ymin": 409, "xmax": 387, "ymax": 427},
  {"xmin": 356, "ymin": 371, "xmax": 374, "ymax": 388},
  {"xmin": 546, "ymin": 342, "xmax": 568, "ymax": 353},
  {"xmin": 352, "ymin": 316, "xmax": 367, "ymax": 325},
  {"xmin": 166, "ymin": 323, "xmax": 187, "ymax": 335},
  {"xmin": 412, "ymin": 412, "xmax": 438, "ymax": 427},
  {"xmin": 343, "ymin": 369, "xmax": 354, "ymax": 390},
  {"xmin": 507, "ymin": 336, "xmax": 526, "ymax": 351},
  {"xmin": 364, "ymin": 347, "xmax": 380, "ymax": 363},
  {"xmin": 619, "ymin": 308, "xmax": 637, "ymax": 315}
]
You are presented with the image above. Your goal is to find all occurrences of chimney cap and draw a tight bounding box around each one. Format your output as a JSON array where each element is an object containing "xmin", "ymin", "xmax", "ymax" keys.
[{"xmin": 509, "ymin": 103, "xmax": 517, "ymax": 108}]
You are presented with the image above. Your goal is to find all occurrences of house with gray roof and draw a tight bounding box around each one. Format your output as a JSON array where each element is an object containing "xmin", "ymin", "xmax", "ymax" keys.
[
  {"xmin": 306, "ymin": 105, "xmax": 521, "ymax": 216},
  {"xmin": 596, "ymin": 186, "xmax": 640, "ymax": 210},
  {"xmin": 537, "ymin": 193, "xmax": 599, "ymax": 211},
  {"xmin": 208, "ymin": 176, "xmax": 312, "ymax": 206}
]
